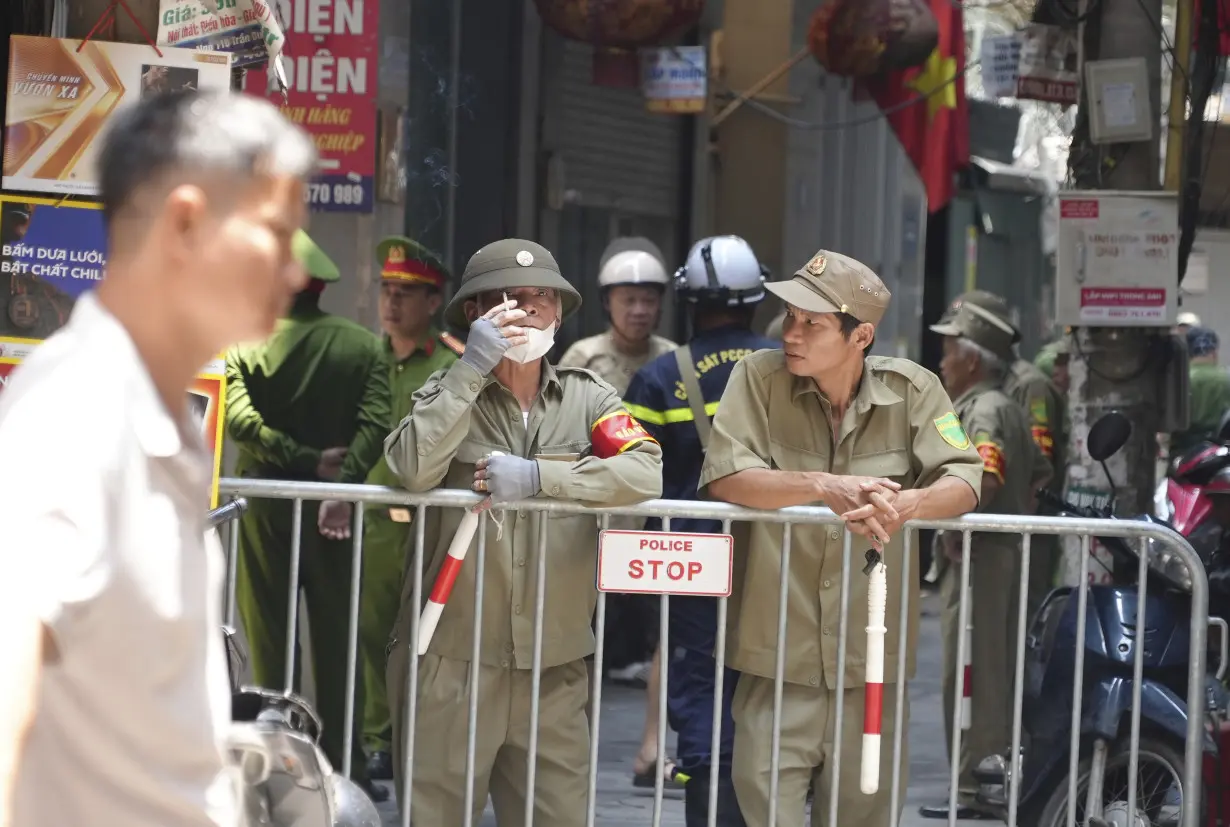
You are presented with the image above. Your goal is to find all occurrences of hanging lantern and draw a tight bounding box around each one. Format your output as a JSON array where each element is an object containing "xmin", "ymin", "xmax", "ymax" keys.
[
  {"xmin": 534, "ymin": 0, "xmax": 706, "ymax": 88},
  {"xmin": 807, "ymin": 0, "xmax": 938, "ymax": 78}
]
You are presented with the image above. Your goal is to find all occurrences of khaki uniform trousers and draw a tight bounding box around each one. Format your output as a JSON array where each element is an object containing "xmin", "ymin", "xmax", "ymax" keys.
[
  {"xmin": 386, "ymin": 648, "xmax": 590, "ymax": 827},
  {"xmin": 731, "ymin": 672, "xmax": 909, "ymax": 827},
  {"xmin": 939, "ymin": 539, "xmax": 1021, "ymax": 800}
]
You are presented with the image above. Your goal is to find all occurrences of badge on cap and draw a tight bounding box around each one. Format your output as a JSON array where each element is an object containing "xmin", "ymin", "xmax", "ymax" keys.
[
  {"xmin": 805, "ymin": 255, "xmax": 827, "ymax": 276},
  {"xmin": 516, "ymin": 250, "xmax": 534, "ymax": 267},
  {"xmin": 387, "ymin": 245, "xmax": 406, "ymax": 264}
]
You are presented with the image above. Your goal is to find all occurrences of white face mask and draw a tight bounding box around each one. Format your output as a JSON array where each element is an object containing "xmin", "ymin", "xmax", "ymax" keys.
[{"xmin": 504, "ymin": 324, "xmax": 556, "ymax": 364}]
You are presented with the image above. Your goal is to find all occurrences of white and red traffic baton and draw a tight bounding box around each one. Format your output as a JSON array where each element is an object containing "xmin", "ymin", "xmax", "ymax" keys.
[
  {"xmin": 961, "ymin": 574, "xmax": 973, "ymax": 730},
  {"xmin": 861, "ymin": 547, "xmax": 888, "ymax": 795},
  {"xmin": 416, "ymin": 451, "xmax": 503, "ymax": 656}
]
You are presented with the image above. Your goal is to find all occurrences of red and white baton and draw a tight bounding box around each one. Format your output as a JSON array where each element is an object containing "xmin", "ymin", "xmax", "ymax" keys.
[
  {"xmin": 961, "ymin": 574, "xmax": 973, "ymax": 730},
  {"xmin": 861, "ymin": 548, "xmax": 888, "ymax": 795},
  {"xmin": 416, "ymin": 451, "xmax": 503, "ymax": 656}
]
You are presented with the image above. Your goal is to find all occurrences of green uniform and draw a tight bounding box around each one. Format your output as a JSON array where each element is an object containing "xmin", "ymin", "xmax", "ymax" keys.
[
  {"xmin": 941, "ymin": 380, "xmax": 1049, "ymax": 804},
  {"xmin": 360, "ymin": 330, "xmax": 462, "ymax": 754},
  {"xmin": 700, "ymin": 251, "xmax": 985, "ymax": 827},
  {"xmin": 383, "ymin": 238, "xmax": 663, "ymax": 825},
  {"xmin": 1171, "ymin": 362, "xmax": 1230, "ymax": 454},
  {"xmin": 226, "ymin": 290, "xmax": 391, "ymax": 782}
]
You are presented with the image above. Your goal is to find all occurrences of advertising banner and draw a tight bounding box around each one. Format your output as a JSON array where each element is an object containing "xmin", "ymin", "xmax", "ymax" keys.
[
  {"xmin": 243, "ymin": 0, "xmax": 379, "ymax": 213},
  {"xmin": 3, "ymin": 35, "xmax": 233, "ymax": 196},
  {"xmin": 156, "ymin": 0, "xmax": 287, "ymax": 70}
]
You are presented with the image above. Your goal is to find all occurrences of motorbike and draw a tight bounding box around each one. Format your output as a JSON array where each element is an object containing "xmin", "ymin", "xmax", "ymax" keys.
[
  {"xmin": 1153, "ymin": 413, "xmax": 1230, "ymax": 561},
  {"xmin": 973, "ymin": 411, "xmax": 1230, "ymax": 827},
  {"xmin": 207, "ymin": 500, "xmax": 381, "ymax": 827}
]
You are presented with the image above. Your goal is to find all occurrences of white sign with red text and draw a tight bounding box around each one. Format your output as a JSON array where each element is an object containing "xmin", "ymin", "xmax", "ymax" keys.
[{"xmin": 597, "ymin": 530, "xmax": 733, "ymax": 597}]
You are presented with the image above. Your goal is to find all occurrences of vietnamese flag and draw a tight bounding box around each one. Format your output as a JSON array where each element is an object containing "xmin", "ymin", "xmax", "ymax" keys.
[{"xmin": 866, "ymin": 0, "xmax": 969, "ymax": 212}]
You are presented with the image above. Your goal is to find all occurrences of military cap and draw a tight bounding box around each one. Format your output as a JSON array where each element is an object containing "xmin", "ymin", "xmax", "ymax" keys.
[
  {"xmin": 445, "ymin": 239, "xmax": 582, "ymax": 330},
  {"xmin": 930, "ymin": 302, "xmax": 1017, "ymax": 360},
  {"xmin": 943, "ymin": 290, "xmax": 1022, "ymax": 343},
  {"xmin": 376, "ymin": 235, "xmax": 450, "ymax": 290},
  {"xmin": 292, "ymin": 230, "xmax": 340, "ymax": 282},
  {"xmin": 765, "ymin": 250, "xmax": 891, "ymax": 325}
]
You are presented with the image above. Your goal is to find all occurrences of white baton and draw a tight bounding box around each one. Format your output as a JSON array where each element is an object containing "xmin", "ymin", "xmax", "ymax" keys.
[
  {"xmin": 416, "ymin": 451, "xmax": 503, "ymax": 656},
  {"xmin": 961, "ymin": 572, "xmax": 973, "ymax": 730},
  {"xmin": 861, "ymin": 548, "xmax": 888, "ymax": 795}
]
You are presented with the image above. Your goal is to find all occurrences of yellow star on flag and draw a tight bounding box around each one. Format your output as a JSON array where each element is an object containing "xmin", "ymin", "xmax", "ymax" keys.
[{"xmin": 907, "ymin": 48, "xmax": 957, "ymax": 121}]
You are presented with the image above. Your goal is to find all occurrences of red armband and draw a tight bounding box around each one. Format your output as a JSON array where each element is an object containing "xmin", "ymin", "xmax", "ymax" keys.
[
  {"xmin": 591, "ymin": 410, "xmax": 658, "ymax": 459},
  {"xmin": 974, "ymin": 438, "xmax": 1006, "ymax": 483},
  {"xmin": 1030, "ymin": 426, "xmax": 1054, "ymax": 458}
]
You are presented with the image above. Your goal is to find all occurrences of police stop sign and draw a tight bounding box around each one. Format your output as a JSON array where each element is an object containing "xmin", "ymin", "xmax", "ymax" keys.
[{"xmin": 597, "ymin": 530, "xmax": 733, "ymax": 597}]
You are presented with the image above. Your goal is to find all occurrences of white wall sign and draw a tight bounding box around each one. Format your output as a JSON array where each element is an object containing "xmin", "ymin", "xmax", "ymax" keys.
[
  {"xmin": 1055, "ymin": 191, "xmax": 1179, "ymax": 327},
  {"xmin": 980, "ymin": 34, "xmax": 1021, "ymax": 98},
  {"xmin": 597, "ymin": 530, "xmax": 733, "ymax": 596},
  {"xmin": 641, "ymin": 46, "xmax": 707, "ymax": 114}
]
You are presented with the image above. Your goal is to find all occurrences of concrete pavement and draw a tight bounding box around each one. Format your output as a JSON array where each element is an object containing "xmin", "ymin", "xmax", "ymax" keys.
[{"xmin": 370, "ymin": 590, "xmax": 988, "ymax": 826}]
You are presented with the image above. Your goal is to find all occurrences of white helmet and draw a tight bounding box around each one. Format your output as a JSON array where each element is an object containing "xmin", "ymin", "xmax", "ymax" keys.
[
  {"xmin": 674, "ymin": 235, "xmax": 767, "ymax": 306},
  {"xmin": 598, "ymin": 250, "xmax": 670, "ymax": 289}
]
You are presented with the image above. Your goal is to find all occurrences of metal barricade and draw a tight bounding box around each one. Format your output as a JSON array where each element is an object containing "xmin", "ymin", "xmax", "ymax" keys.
[{"xmin": 218, "ymin": 477, "xmax": 1211, "ymax": 827}]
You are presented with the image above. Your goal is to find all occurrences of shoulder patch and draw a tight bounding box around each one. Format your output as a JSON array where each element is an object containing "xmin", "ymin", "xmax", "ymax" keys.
[
  {"xmin": 440, "ymin": 331, "xmax": 465, "ymax": 356},
  {"xmin": 934, "ymin": 411, "xmax": 971, "ymax": 450}
]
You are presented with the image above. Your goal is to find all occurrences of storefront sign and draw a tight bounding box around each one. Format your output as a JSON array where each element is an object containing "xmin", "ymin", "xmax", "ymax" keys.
[
  {"xmin": 155, "ymin": 0, "xmax": 287, "ymax": 69},
  {"xmin": 1055, "ymin": 191, "xmax": 1178, "ymax": 327},
  {"xmin": 3, "ymin": 36, "xmax": 233, "ymax": 196},
  {"xmin": 1016, "ymin": 24, "xmax": 1078, "ymax": 105},
  {"xmin": 243, "ymin": 0, "xmax": 379, "ymax": 213},
  {"xmin": 641, "ymin": 46, "xmax": 707, "ymax": 114}
]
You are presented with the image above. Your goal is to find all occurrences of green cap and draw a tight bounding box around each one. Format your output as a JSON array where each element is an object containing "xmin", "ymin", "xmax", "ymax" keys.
[
  {"xmin": 941, "ymin": 290, "xmax": 1021, "ymax": 343},
  {"xmin": 445, "ymin": 239, "xmax": 582, "ymax": 330},
  {"xmin": 376, "ymin": 235, "xmax": 450, "ymax": 290},
  {"xmin": 930, "ymin": 302, "xmax": 1017, "ymax": 360},
  {"xmin": 292, "ymin": 230, "xmax": 340, "ymax": 282}
]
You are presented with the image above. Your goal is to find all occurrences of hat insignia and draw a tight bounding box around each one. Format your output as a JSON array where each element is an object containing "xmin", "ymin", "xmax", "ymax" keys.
[
  {"xmin": 387, "ymin": 245, "xmax": 406, "ymax": 264},
  {"xmin": 805, "ymin": 255, "xmax": 827, "ymax": 276},
  {"xmin": 516, "ymin": 250, "xmax": 534, "ymax": 267}
]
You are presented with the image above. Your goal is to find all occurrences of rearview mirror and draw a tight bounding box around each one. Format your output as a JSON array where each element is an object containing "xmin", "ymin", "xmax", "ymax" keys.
[
  {"xmin": 1087, "ymin": 411, "xmax": 1132, "ymax": 461},
  {"xmin": 1217, "ymin": 409, "xmax": 1230, "ymax": 443}
]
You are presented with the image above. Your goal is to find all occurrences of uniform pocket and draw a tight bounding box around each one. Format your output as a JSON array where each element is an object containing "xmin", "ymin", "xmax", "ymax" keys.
[
  {"xmin": 849, "ymin": 448, "xmax": 910, "ymax": 481},
  {"xmin": 769, "ymin": 439, "xmax": 831, "ymax": 472}
]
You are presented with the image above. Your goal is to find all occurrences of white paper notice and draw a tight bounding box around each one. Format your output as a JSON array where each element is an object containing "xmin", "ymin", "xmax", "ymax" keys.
[{"xmin": 1102, "ymin": 82, "xmax": 1139, "ymax": 128}]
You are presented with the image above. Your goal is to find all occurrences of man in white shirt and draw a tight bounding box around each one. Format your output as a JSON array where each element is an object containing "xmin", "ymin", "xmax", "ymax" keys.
[{"xmin": 0, "ymin": 89, "xmax": 316, "ymax": 827}]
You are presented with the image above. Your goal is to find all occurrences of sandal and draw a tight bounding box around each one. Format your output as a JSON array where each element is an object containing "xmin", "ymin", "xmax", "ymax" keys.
[{"xmin": 632, "ymin": 757, "xmax": 686, "ymax": 788}]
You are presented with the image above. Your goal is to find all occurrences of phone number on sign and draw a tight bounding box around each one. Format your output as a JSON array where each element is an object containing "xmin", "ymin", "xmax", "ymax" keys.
[{"xmin": 305, "ymin": 183, "xmax": 366, "ymax": 207}]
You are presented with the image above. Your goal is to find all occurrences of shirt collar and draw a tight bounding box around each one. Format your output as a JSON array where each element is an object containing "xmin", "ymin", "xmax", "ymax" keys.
[
  {"xmin": 480, "ymin": 359, "xmax": 563, "ymax": 395},
  {"xmin": 383, "ymin": 329, "xmax": 439, "ymax": 362}
]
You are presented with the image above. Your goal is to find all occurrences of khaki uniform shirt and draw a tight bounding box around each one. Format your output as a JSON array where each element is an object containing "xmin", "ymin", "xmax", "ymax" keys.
[
  {"xmin": 698, "ymin": 352, "xmax": 984, "ymax": 689},
  {"xmin": 558, "ymin": 332, "xmax": 676, "ymax": 396},
  {"xmin": 953, "ymin": 380, "xmax": 1052, "ymax": 532},
  {"xmin": 1003, "ymin": 358, "xmax": 1063, "ymax": 481},
  {"xmin": 385, "ymin": 359, "xmax": 664, "ymax": 669}
]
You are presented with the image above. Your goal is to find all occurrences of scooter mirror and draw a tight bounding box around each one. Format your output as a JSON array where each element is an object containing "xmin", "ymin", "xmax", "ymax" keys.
[
  {"xmin": 1217, "ymin": 408, "xmax": 1230, "ymax": 443},
  {"xmin": 1087, "ymin": 410, "xmax": 1132, "ymax": 461}
]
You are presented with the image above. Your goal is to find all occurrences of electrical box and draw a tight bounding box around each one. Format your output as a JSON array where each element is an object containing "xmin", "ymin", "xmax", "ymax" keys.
[
  {"xmin": 1054, "ymin": 190, "xmax": 1179, "ymax": 327},
  {"xmin": 1085, "ymin": 58, "xmax": 1154, "ymax": 144}
]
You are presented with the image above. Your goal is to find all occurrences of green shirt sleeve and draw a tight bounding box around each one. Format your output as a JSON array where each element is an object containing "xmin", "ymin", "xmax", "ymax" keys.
[
  {"xmin": 384, "ymin": 360, "xmax": 486, "ymax": 492},
  {"xmin": 337, "ymin": 344, "xmax": 392, "ymax": 485},
  {"xmin": 224, "ymin": 348, "xmax": 321, "ymax": 475}
]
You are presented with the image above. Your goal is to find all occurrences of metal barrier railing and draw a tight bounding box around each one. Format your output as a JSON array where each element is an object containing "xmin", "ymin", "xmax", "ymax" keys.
[{"xmin": 214, "ymin": 477, "xmax": 1211, "ymax": 827}]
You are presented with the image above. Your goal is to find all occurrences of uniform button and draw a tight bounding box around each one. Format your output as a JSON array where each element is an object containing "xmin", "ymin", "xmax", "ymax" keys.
[
  {"xmin": 829, "ymin": 529, "xmax": 839, "ymax": 540},
  {"xmin": 417, "ymin": 446, "xmax": 426, "ymax": 456},
  {"xmin": 809, "ymin": 675, "xmax": 819, "ymax": 686},
  {"xmin": 397, "ymin": 365, "xmax": 404, "ymax": 373},
  {"xmin": 504, "ymin": 643, "xmax": 514, "ymax": 653},
  {"xmin": 514, "ymin": 604, "xmax": 522, "ymax": 615},
  {"xmin": 823, "ymin": 579, "xmax": 832, "ymax": 589},
  {"xmin": 822, "ymin": 626, "xmax": 831, "ymax": 636},
  {"xmin": 516, "ymin": 558, "xmax": 526, "ymax": 567},
  {"xmin": 470, "ymin": 382, "xmax": 480, "ymax": 391},
  {"xmin": 511, "ymin": 414, "xmax": 519, "ymax": 422},
  {"xmin": 518, "ymin": 511, "xmax": 527, "ymax": 519},
  {"xmin": 551, "ymin": 485, "xmax": 561, "ymax": 495},
  {"xmin": 501, "ymin": 659, "xmax": 510, "ymax": 668}
]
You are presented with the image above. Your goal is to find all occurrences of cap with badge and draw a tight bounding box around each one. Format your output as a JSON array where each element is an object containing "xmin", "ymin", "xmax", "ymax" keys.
[
  {"xmin": 765, "ymin": 250, "xmax": 892, "ymax": 325},
  {"xmin": 929, "ymin": 301, "xmax": 1017, "ymax": 360},
  {"xmin": 377, "ymin": 235, "xmax": 450, "ymax": 291},
  {"xmin": 445, "ymin": 238, "xmax": 583, "ymax": 330},
  {"xmin": 292, "ymin": 229, "xmax": 340, "ymax": 282},
  {"xmin": 941, "ymin": 290, "xmax": 1022, "ymax": 344}
]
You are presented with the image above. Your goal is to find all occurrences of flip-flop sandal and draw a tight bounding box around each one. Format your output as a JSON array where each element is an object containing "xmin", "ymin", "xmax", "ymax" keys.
[{"xmin": 632, "ymin": 758, "xmax": 686, "ymax": 788}]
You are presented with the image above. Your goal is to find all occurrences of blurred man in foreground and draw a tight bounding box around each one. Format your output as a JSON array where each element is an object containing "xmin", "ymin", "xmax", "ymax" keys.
[{"xmin": 0, "ymin": 90, "xmax": 315, "ymax": 827}]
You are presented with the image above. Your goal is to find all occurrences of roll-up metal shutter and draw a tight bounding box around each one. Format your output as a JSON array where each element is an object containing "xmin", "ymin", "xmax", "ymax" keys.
[{"xmin": 553, "ymin": 39, "xmax": 685, "ymax": 218}]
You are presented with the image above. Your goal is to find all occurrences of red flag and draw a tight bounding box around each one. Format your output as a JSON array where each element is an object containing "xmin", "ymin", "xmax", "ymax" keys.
[{"xmin": 867, "ymin": 0, "xmax": 969, "ymax": 212}]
